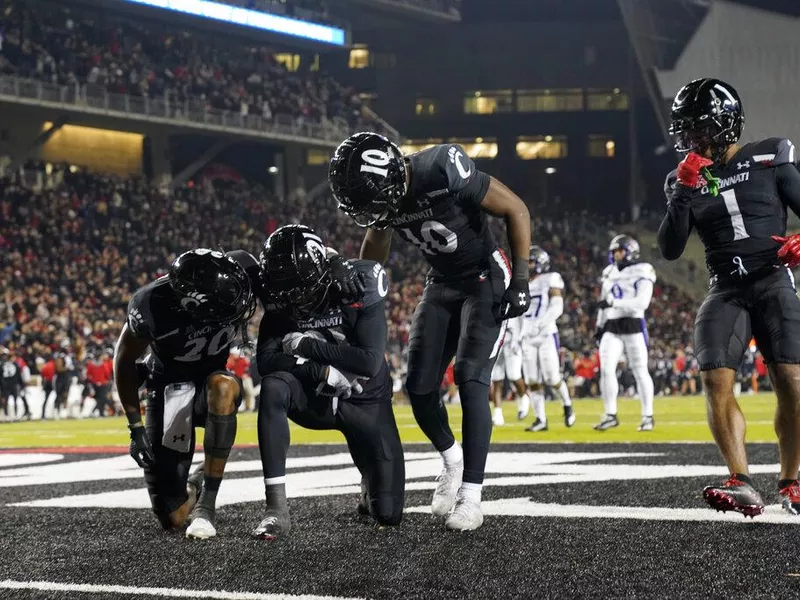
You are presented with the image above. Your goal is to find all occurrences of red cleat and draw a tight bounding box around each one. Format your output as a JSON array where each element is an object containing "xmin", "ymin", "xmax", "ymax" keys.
[
  {"xmin": 702, "ymin": 476, "xmax": 765, "ymax": 518},
  {"xmin": 779, "ymin": 480, "xmax": 800, "ymax": 515}
]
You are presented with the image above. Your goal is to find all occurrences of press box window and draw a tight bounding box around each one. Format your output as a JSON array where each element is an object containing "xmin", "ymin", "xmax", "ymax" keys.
[
  {"xmin": 516, "ymin": 135, "xmax": 568, "ymax": 160},
  {"xmin": 447, "ymin": 138, "xmax": 498, "ymax": 159},
  {"xmin": 463, "ymin": 91, "xmax": 514, "ymax": 115},
  {"xmin": 307, "ymin": 148, "xmax": 330, "ymax": 166},
  {"xmin": 349, "ymin": 45, "xmax": 369, "ymax": 69},
  {"xmin": 588, "ymin": 135, "xmax": 615, "ymax": 158},
  {"xmin": 587, "ymin": 88, "xmax": 629, "ymax": 110},
  {"xmin": 516, "ymin": 89, "xmax": 583, "ymax": 112},
  {"xmin": 415, "ymin": 98, "xmax": 437, "ymax": 116}
]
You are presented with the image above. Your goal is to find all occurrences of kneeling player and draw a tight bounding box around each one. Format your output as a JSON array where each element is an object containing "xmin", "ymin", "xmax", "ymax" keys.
[
  {"xmin": 114, "ymin": 249, "xmax": 257, "ymax": 538},
  {"xmin": 522, "ymin": 246, "xmax": 574, "ymax": 431},
  {"xmin": 252, "ymin": 225, "xmax": 404, "ymax": 539}
]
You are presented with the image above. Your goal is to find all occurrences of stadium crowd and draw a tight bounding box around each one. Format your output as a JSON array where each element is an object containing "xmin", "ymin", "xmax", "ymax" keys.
[
  {"xmin": 0, "ymin": 159, "xmax": 722, "ymax": 420},
  {"xmin": 0, "ymin": 0, "xmax": 383, "ymax": 133}
]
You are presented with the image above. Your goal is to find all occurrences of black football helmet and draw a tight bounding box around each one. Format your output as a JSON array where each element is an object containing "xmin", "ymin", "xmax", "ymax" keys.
[
  {"xmin": 328, "ymin": 132, "xmax": 408, "ymax": 230},
  {"xmin": 169, "ymin": 249, "xmax": 255, "ymax": 325},
  {"xmin": 259, "ymin": 225, "xmax": 332, "ymax": 319},
  {"xmin": 529, "ymin": 245, "xmax": 551, "ymax": 275},
  {"xmin": 608, "ymin": 234, "xmax": 640, "ymax": 266},
  {"xmin": 668, "ymin": 78, "xmax": 744, "ymax": 162}
]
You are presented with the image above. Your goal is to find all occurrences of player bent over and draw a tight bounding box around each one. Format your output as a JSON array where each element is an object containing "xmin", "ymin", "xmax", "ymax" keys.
[
  {"xmin": 658, "ymin": 78, "xmax": 800, "ymax": 516},
  {"xmin": 252, "ymin": 225, "xmax": 404, "ymax": 540},
  {"xmin": 114, "ymin": 249, "xmax": 257, "ymax": 538}
]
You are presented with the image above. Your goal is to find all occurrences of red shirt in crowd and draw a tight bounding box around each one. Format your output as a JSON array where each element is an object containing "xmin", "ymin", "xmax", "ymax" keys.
[
  {"xmin": 40, "ymin": 360, "xmax": 56, "ymax": 382},
  {"xmin": 86, "ymin": 360, "xmax": 113, "ymax": 386},
  {"xmin": 226, "ymin": 355, "xmax": 250, "ymax": 379},
  {"xmin": 575, "ymin": 354, "xmax": 599, "ymax": 380}
]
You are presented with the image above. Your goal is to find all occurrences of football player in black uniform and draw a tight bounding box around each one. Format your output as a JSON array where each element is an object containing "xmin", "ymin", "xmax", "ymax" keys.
[
  {"xmin": 252, "ymin": 225, "xmax": 404, "ymax": 540},
  {"xmin": 114, "ymin": 249, "xmax": 257, "ymax": 538},
  {"xmin": 329, "ymin": 132, "xmax": 531, "ymax": 531},
  {"xmin": 658, "ymin": 78, "xmax": 800, "ymax": 516}
]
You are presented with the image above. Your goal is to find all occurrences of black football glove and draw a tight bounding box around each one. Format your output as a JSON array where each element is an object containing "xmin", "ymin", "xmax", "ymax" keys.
[
  {"xmin": 329, "ymin": 255, "xmax": 367, "ymax": 304},
  {"xmin": 500, "ymin": 279, "xmax": 531, "ymax": 320},
  {"xmin": 596, "ymin": 299, "xmax": 612, "ymax": 311},
  {"xmin": 594, "ymin": 328, "xmax": 605, "ymax": 346},
  {"xmin": 128, "ymin": 423, "xmax": 155, "ymax": 468}
]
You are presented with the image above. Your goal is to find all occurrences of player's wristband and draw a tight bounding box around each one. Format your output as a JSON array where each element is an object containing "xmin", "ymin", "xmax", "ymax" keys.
[{"xmin": 511, "ymin": 256, "xmax": 529, "ymax": 286}]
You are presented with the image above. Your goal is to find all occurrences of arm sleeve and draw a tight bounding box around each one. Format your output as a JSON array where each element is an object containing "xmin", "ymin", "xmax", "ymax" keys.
[
  {"xmin": 657, "ymin": 172, "xmax": 694, "ymax": 260},
  {"xmin": 777, "ymin": 163, "xmax": 800, "ymax": 218},
  {"xmin": 612, "ymin": 279, "xmax": 654, "ymax": 311},
  {"xmin": 298, "ymin": 303, "xmax": 386, "ymax": 378},
  {"xmin": 256, "ymin": 316, "xmax": 326, "ymax": 382},
  {"xmin": 440, "ymin": 144, "xmax": 491, "ymax": 208},
  {"xmin": 537, "ymin": 295, "xmax": 564, "ymax": 332},
  {"xmin": 297, "ymin": 260, "xmax": 388, "ymax": 378}
]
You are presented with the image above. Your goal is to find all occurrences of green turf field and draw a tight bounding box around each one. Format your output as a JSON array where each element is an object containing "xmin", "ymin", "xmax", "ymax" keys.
[{"xmin": 0, "ymin": 393, "xmax": 781, "ymax": 448}]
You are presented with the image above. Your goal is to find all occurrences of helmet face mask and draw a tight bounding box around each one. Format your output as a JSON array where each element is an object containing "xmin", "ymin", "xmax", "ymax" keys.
[
  {"xmin": 608, "ymin": 235, "xmax": 640, "ymax": 266},
  {"xmin": 668, "ymin": 78, "xmax": 744, "ymax": 163},
  {"xmin": 529, "ymin": 245, "xmax": 551, "ymax": 275},
  {"xmin": 169, "ymin": 249, "xmax": 255, "ymax": 326},
  {"xmin": 329, "ymin": 132, "xmax": 408, "ymax": 230},
  {"xmin": 260, "ymin": 225, "xmax": 333, "ymax": 320}
]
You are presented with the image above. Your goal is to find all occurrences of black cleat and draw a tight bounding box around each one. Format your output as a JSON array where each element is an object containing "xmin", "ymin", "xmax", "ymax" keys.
[
  {"xmin": 779, "ymin": 480, "xmax": 800, "ymax": 515},
  {"xmin": 252, "ymin": 510, "xmax": 291, "ymax": 540},
  {"xmin": 525, "ymin": 418, "xmax": 548, "ymax": 432},
  {"xmin": 593, "ymin": 414, "xmax": 619, "ymax": 431},
  {"xmin": 703, "ymin": 476, "xmax": 765, "ymax": 518},
  {"xmin": 564, "ymin": 405, "xmax": 576, "ymax": 428}
]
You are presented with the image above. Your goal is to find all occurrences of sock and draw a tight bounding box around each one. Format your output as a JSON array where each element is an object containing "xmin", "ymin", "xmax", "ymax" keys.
[
  {"xmin": 459, "ymin": 380, "xmax": 492, "ymax": 484},
  {"xmin": 442, "ymin": 441, "xmax": 463, "ymax": 466},
  {"xmin": 633, "ymin": 367, "xmax": 654, "ymax": 418},
  {"xmin": 778, "ymin": 478, "xmax": 796, "ymax": 490},
  {"xmin": 600, "ymin": 368, "xmax": 618, "ymax": 415},
  {"xmin": 409, "ymin": 390, "xmax": 456, "ymax": 452},
  {"xmin": 265, "ymin": 479, "xmax": 289, "ymax": 512},
  {"xmin": 197, "ymin": 476, "xmax": 221, "ymax": 514},
  {"xmin": 531, "ymin": 392, "xmax": 546, "ymax": 422},
  {"xmin": 732, "ymin": 473, "xmax": 752, "ymax": 485},
  {"xmin": 460, "ymin": 481, "xmax": 482, "ymax": 503},
  {"xmin": 556, "ymin": 381, "xmax": 572, "ymax": 407}
]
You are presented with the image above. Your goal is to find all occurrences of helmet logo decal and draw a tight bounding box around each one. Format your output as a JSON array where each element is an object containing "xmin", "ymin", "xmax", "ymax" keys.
[
  {"xmin": 301, "ymin": 232, "xmax": 326, "ymax": 267},
  {"xmin": 181, "ymin": 291, "xmax": 208, "ymax": 309},
  {"xmin": 359, "ymin": 148, "xmax": 392, "ymax": 177}
]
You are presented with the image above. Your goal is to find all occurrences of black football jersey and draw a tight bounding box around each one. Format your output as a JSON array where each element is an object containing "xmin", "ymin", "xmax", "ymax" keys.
[
  {"xmin": 257, "ymin": 259, "xmax": 392, "ymax": 400},
  {"xmin": 664, "ymin": 138, "xmax": 800, "ymax": 277},
  {"xmin": 126, "ymin": 251, "xmax": 257, "ymax": 381},
  {"xmin": 1, "ymin": 359, "xmax": 21, "ymax": 386},
  {"xmin": 392, "ymin": 144, "xmax": 494, "ymax": 279}
]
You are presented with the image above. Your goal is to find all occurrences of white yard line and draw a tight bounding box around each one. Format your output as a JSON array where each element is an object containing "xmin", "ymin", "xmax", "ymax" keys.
[{"xmin": 0, "ymin": 580, "xmax": 365, "ymax": 600}]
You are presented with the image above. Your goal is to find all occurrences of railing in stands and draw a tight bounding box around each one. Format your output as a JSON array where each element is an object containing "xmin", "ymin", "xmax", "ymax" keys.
[{"xmin": 0, "ymin": 76, "xmax": 358, "ymax": 145}]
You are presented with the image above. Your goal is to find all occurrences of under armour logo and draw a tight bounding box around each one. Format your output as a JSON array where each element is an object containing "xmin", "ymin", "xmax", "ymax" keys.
[
  {"xmin": 737, "ymin": 161, "xmax": 750, "ymax": 170},
  {"xmin": 172, "ymin": 434, "xmax": 186, "ymax": 443},
  {"xmin": 731, "ymin": 256, "xmax": 749, "ymax": 278}
]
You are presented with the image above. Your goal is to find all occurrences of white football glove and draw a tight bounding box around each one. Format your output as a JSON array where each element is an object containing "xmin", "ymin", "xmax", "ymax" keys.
[
  {"xmin": 317, "ymin": 366, "xmax": 362, "ymax": 400},
  {"xmin": 282, "ymin": 332, "xmax": 306, "ymax": 356}
]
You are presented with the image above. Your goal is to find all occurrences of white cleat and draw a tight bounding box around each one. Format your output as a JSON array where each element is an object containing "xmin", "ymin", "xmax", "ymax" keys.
[
  {"xmin": 492, "ymin": 407, "xmax": 505, "ymax": 427},
  {"xmin": 445, "ymin": 496, "xmax": 484, "ymax": 531},
  {"xmin": 517, "ymin": 395, "xmax": 530, "ymax": 420},
  {"xmin": 431, "ymin": 459, "xmax": 464, "ymax": 517},
  {"xmin": 186, "ymin": 517, "xmax": 217, "ymax": 540}
]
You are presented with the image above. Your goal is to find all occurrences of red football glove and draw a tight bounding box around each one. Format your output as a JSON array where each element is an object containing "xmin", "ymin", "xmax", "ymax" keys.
[
  {"xmin": 676, "ymin": 152, "xmax": 714, "ymax": 188},
  {"xmin": 773, "ymin": 234, "xmax": 800, "ymax": 268}
]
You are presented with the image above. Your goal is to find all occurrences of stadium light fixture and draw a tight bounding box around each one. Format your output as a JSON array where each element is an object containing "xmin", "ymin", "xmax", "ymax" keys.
[
  {"xmin": 268, "ymin": 166, "xmax": 279, "ymax": 174},
  {"xmin": 121, "ymin": 0, "xmax": 346, "ymax": 46},
  {"xmin": 545, "ymin": 167, "xmax": 556, "ymax": 175}
]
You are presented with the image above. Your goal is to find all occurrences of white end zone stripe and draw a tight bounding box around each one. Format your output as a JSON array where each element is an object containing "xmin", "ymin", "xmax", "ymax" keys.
[
  {"xmin": 0, "ymin": 580, "xmax": 365, "ymax": 600},
  {"xmin": 489, "ymin": 250, "xmax": 512, "ymax": 359}
]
